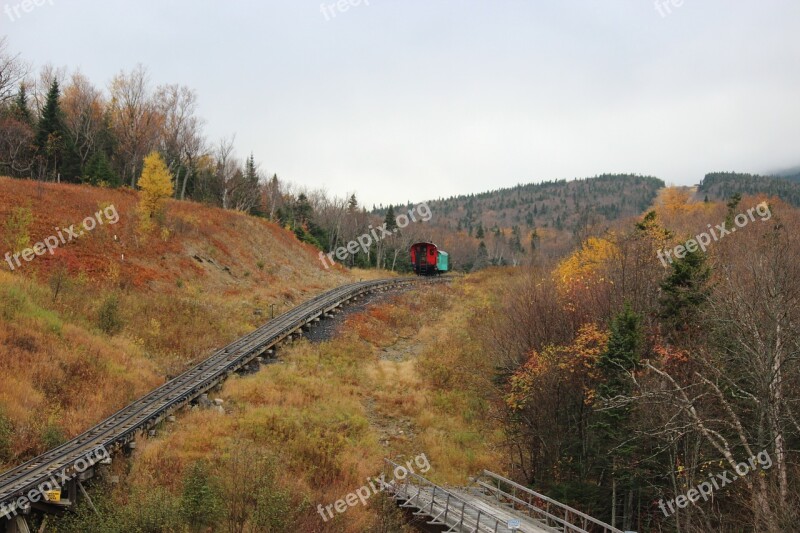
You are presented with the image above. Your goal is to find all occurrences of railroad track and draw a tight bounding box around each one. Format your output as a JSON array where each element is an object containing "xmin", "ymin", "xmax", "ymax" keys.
[{"xmin": 0, "ymin": 277, "xmax": 423, "ymax": 517}]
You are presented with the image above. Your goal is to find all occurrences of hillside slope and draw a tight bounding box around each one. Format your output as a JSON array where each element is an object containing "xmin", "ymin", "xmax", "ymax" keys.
[{"xmin": 0, "ymin": 177, "xmax": 359, "ymax": 466}]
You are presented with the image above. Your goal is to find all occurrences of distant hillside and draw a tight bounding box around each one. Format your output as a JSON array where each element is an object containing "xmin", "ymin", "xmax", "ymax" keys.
[
  {"xmin": 420, "ymin": 174, "xmax": 664, "ymax": 235},
  {"xmin": 773, "ymin": 166, "xmax": 800, "ymax": 183},
  {"xmin": 699, "ymin": 172, "xmax": 800, "ymax": 206}
]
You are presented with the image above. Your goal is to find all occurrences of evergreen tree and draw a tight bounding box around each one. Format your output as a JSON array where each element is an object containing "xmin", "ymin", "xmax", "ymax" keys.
[
  {"xmin": 245, "ymin": 153, "xmax": 258, "ymax": 184},
  {"xmin": 10, "ymin": 84, "xmax": 32, "ymax": 125},
  {"xmin": 725, "ymin": 192, "xmax": 742, "ymax": 226},
  {"xmin": 594, "ymin": 303, "xmax": 644, "ymax": 529},
  {"xmin": 511, "ymin": 225, "xmax": 524, "ymax": 253},
  {"xmin": 599, "ymin": 303, "xmax": 643, "ymax": 391},
  {"xmin": 726, "ymin": 192, "xmax": 742, "ymax": 212},
  {"xmin": 347, "ymin": 194, "xmax": 358, "ymax": 213},
  {"xmin": 472, "ymin": 241, "xmax": 489, "ymax": 272},
  {"xmin": 34, "ymin": 80, "xmax": 67, "ymax": 179},
  {"xmin": 659, "ymin": 248, "xmax": 712, "ymax": 332},
  {"xmin": 475, "ymin": 223, "xmax": 485, "ymax": 239},
  {"xmin": 289, "ymin": 193, "xmax": 325, "ymax": 249},
  {"xmin": 384, "ymin": 205, "xmax": 397, "ymax": 232},
  {"xmin": 83, "ymin": 151, "xmax": 120, "ymax": 187},
  {"xmin": 294, "ymin": 193, "xmax": 313, "ymax": 226},
  {"xmin": 244, "ymin": 153, "xmax": 261, "ymax": 215}
]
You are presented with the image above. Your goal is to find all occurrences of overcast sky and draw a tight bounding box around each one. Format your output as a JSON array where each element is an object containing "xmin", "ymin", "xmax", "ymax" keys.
[{"xmin": 3, "ymin": 1, "xmax": 799, "ymax": 207}]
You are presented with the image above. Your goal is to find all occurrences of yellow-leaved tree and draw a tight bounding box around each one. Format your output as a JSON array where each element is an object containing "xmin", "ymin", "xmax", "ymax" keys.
[
  {"xmin": 555, "ymin": 237, "xmax": 617, "ymax": 292},
  {"xmin": 137, "ymin": 151, "xmax": 173, "ymax": 231}
]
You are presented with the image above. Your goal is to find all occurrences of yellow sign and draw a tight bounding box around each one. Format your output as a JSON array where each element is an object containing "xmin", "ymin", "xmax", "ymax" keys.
[{"xmin": 43, "ymin": 490, "xmax": 61, "ymax": 502}]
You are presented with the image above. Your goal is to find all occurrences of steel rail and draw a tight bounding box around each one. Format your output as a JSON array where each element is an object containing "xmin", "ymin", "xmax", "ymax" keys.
[{"xmin": 0, "ymin": 277, "xmax": 420, "ymax": 514}]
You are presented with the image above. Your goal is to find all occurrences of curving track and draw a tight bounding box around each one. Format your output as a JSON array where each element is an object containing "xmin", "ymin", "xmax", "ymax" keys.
[{"xmin": 0, "ymin": 277, "xmax": 420, "ymax": 517}]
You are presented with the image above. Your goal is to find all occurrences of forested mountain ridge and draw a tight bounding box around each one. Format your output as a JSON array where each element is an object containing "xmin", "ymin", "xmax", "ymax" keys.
[
  {"xmin": 773, "ymin": 165, "xmax": 800, "ymax": 182},
  {"xmin": 408, "ymin": 174, "xmax": 665, "ymax": 236},
  {"xmin": 370, "ymin": 174, "xmax": 665, "ymax": 270},
  {"xmin": 699, "ymin": 171, "xmax": 800, "ymax": 206}
]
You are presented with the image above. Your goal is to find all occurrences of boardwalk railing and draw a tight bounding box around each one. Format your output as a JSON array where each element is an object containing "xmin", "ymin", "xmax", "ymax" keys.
[
  {"xmin": 385, "ymin": 460, "xmax": 516, "ymax": 532},
  {"xmin": 470, "ymin": 471, "xmax": 625, "ymax": 533}
]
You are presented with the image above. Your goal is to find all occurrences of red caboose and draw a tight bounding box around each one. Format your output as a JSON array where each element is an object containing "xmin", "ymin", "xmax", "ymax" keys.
[{"xmin": 410, "ymin": 242, "xmax": 449, "ymax": 276}]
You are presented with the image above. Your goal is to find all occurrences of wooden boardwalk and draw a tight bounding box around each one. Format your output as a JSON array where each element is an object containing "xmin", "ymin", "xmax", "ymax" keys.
[{"xmin": 385, "ymin": 460, "xmax": 625, "ymax": 533}]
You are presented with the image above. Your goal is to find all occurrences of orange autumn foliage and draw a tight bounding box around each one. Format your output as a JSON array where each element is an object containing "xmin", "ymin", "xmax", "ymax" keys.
[{"xmin": 506, "ymin": 323, "xmax": 609, "ymax": 411}]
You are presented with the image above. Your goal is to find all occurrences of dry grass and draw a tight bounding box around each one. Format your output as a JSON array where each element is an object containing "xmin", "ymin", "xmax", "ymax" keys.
[
  {"xmin": 82, "ymin": 277, "xmax": 507, "ymax": 531},
  {"xmin": 0, "ymin": 177, "xmax": 508, "ymax": 531},
  {"xmin": 0, "ymin": 177, "xmax": 363, "ymax": 468}
]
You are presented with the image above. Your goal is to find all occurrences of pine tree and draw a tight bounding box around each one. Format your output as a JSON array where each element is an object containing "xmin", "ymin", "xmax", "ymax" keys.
[
  {"xmin": 35, "ymin": 81, "xmax": 67, "ymax": 179},
  {"xmin": 472, "ymin": 241, "xmax": 489, "ymax": 272},
  {"xmin": 725, "ymin": 193, "xmax": 742, "ymax": 226},
  {"xmin": 83, "ymin": 151, "xmax": 119, "ymax": 187},
  {"xmin": 595, "ymin": 303, "xmax": 644, "ymax": 530},
  {"xmin": 294, "ymin": 193, "xmax": 313, "ymax": 226},
  {"xmin": 11, "ymin": 84, "xmax": 32, "ymax": 125},
  {"xmin": 241, "ymin": 153, "xmax": 261, "ymax": 215},
  {"xmin": 599, "ymin": 303, "xmax": 643, "ymax": 387},
  {"xmin": 659, "ymin": 248, "xmax": 711, "ymax": 332},
  {"xmin": 245, "ymin": 153, "xmax": 258, "ymax": 184},
  {"xmin": 384, "ymin": 205, "xmax": 398, "ymax": 232},
  {"xmin": 475, "ymin": 223, "xmax": 485, "ymax": 239},
  {"xmin": 511, "ymin": 225, "xmax": 524, "ymax": 253}
]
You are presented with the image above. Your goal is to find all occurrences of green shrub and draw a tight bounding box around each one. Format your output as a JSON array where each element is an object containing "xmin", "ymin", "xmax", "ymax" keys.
[
  {"xmin": 0, "ymin": 286, "xmax": 27, "ymax": 320},
  {"xmin": 181, "ymin": 461, "xmax": 223, "ymax": 532},
  {"xmin": 0, "ymin": 411, "xmax": 13, "ymax": 463},
  {"xmin": 97, "ymin": 295, "xmax": 123, "ymax": 335},
  {"xmin": 2, "ymin": 206, "xmax": 33, "ymax": 254},
  {"xmin": 52, "ymin": 484, "xmax": 182, "ymax": 533},
  {"xmin": 41, "ymin": 423, "xmax": 65, "ymax": 449},
  {"xmin": 252, "ymin": 484, "xmax": 293, "ymax": 531}
]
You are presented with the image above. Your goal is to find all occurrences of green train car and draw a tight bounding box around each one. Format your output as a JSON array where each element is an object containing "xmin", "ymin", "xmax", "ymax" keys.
[{"xmin": 436, "ymin": 251, "xmax": 449, "ymax": 273}]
